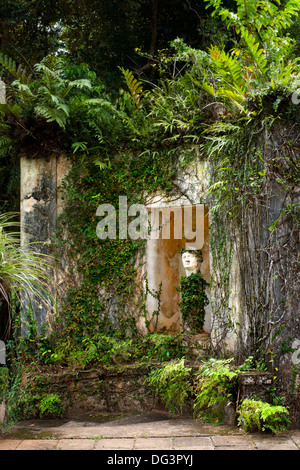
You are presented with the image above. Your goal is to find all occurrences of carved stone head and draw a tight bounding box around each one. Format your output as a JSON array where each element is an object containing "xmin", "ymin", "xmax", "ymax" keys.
[{"xmin": 181, "ymin": 250, "xmax": 199, "ymax": 276}]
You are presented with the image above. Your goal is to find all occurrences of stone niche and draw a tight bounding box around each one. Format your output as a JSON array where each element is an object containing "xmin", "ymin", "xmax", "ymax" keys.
[{"xmin": 137, "ymin": 196, "xmax": 211, "ymax": 334}]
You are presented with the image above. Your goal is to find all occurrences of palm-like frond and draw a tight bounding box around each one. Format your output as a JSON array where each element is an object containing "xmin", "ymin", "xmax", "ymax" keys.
[
  {"xmin": 0, "ymin": 213, "xmax": 52, "ymax": 307},
  {"xmin": 0, "ymin": 53, "xmax": 32, "ymax": 84},
  {"xmin": 119, "ymin": 68, "xmax": 147, "ymax": 109},
  {"xmin": 209, "ymin": 46, "xmax": 245, "ymax": 91},
  {"xmin": 239, "ymin": 27, "xmax": 268, "ymax": 75}
]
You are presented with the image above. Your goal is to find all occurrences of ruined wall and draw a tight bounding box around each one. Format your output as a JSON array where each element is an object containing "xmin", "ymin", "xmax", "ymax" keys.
[
  {"xmin": 19, "ymin": 129, "xmax": 299, "ymax": 423},
  {"xmin": 236, "ymin": 124, "xmax": 300, "ymax": 425},
  {"xmin": 20, "ymin": 154, "xmax": 214, "ymax": 338},
  {"xmin": 20, "ymin": 149, "xmax": 298, "ymax": 352},
  {"xmin": 172, "ymin": 138, "xmax": 299, "ymax": 424},
  {"xmin": 20, "ymin": 154, "xmax": 70, "ymax": 334}
]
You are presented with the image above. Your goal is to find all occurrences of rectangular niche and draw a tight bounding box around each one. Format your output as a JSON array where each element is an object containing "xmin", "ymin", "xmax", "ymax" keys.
[{"xmin": 140, "ymin": 199, "xmax": 210, "ymax": 334}]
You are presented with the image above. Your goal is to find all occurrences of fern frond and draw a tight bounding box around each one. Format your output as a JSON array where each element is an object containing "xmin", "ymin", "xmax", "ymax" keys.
[
  {"xmin": 68, "ymin": 79, "xmax": 92, "ymax": 90},
  {"xmin": 33, "ymin": 62, "xmax": 60, "ymax": 80},
  {"xmin": 219, "ymin": 88, "xmax": 246, "ymax": 112},
  {"xmin": 119, "ymin": 68, "xmax": 146, "ymax": 108},
  {"xmin": 0, "ymin": 54, "xmax": 18, "ymax": 79},
  {"xmin": 145, "ymin": 359, "xmax": 192, "ymax": 413},
  {"xmin": 201, "ymin": 81, "xmax": 216, "ymax": 97},
  {"xmin": 34, "ymin": 105, "xmax": 68, "ymax": 128},
  {"xmin": 240, "ymin": 27, "xmax": 268, "ymax": 75},
  {"xmin": 209, "ymin": 46, "xmax": 246, "ymax": 91},
  {"xmin": 94, "ymin": 158, "xmax": 109, "ymax": 170},
  {"xmin": 62, "ymin": 79, "xmax": 92, "ymax": 98},
  {"xmin": 222, "ymin": 55, "xmax": 244, "ymax": 90},
  {"xmin": 0, "ymin": 103, "xmax": 22, "ymax": 119},
  {"xmin": 0, "ymin": 53, "xmax": 31, "ymax": 83},
  {"xmin": 12, "ymin": 80, "xmax": 36, "ymax": 99},
  {"xmin": 0, "ymin": 135, "xmax": 13, "ymax": 157}
]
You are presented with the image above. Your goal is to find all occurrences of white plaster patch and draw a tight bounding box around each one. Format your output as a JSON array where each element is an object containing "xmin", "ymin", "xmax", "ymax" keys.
[{"xmin": 22, "ymin": 197, "xmax": 38, "ymax": 213}]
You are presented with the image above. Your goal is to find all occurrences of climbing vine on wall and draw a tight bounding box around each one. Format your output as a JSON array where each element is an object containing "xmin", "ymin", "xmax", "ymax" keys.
[
  {"xmin": 0, "ymin": 2, "xmax": 298, "ymax": 380},
  {"xmin": 176, "ymin": 250, "xmax": 209, "ymax": 332}
]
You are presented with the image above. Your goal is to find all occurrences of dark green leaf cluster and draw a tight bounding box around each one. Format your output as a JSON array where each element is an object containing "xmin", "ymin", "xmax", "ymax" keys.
[
  {"xmin": 176, "ymin": 272, "xmax": 209, "ymax": 332},
  {"xmin": 144, "ymin": 358, "xmax": 192, "ymax": 413},
  {"xmin": 237, "ymin": 397, "xmax": 290, "ymax": 433}
]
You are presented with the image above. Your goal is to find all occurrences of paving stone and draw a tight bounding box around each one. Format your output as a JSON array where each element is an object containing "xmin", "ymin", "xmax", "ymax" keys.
[
  {"xmin": 95, "ymin": 438, "xmax": 134, "ymax": 450},
  {"xmin": 52, "ymin": 417, "xmax": 208, "ymax": 439},
  {"xmin": 16, "ymin": 439, "xmax": 58, "ymax": 450},
  {"xmin": 174, "ymin": 436, "xmax": 214, "ymax": 450},
  {"xmin": 251, "ymin": 434, "xmax": 299, "ymax": 450},
  {"xmin": 55, "ymin": 439, "xmax": 95, "ymax": 450},
  {"xmin": 1, "ymin": 412, "xmax": 299, "ymax": 451},
  {"xmin": 290, "ymin": 432, "xmax": 300, "ymax": 447},
  {"xmin": 0, "ymin": 439, "xmax": 22, "ymax": 450},
  {"xmin": 134, "ymin": 437, "xmax": 173, "ymax": 450},
  {"xmin": 211, "ymin": 435, "xmax": 255, "ymax": 450}
]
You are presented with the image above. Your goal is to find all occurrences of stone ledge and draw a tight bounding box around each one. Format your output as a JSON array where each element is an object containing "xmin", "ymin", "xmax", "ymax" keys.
[
  {"xmin": 238, "ymin": 371, "xmax": 273, "ymax": 401},
  {"xmin": 17, "ymin": 364, "xmax": 279, "ymax": 422}
]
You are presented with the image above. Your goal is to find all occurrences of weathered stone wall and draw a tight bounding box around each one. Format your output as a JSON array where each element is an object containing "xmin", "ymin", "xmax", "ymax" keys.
[
  {"xmin": 18, "ymin": 365, "xmax": 280, "ymax": 427},
  {"xmin": 20, "ymin": 154, "xmax": 71, "ymax": 334},
  {"xmin": 242, "ymin": 124, "xmax": 300, "ymax": 426},
  {"xmin": 19, "ymin": 126, "xmax": 299, "ymax": 424},
  {"xmin": 19, "ymin": 147, "xmax": 299, "ymax": 356},
  {"xmin": 21, "ymin": 365, "xmax": 162, "ymax": 418}
]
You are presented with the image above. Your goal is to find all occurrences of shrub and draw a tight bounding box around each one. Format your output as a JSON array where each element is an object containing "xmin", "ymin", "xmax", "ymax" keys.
[
  {"xmin": 39, "ymin": 393, "xmax": 64, "ymax": 418},
  {"xmin": 144, "ymin": 358, "xmax": 192, "ymax": 413},
  {"xmin": 176, "ymin": 269, "xmax": 209, "ymax": 333},
  {"xmin": 237, "ymin": 397, "xmax": 290, "ymax": 434},
  {"xmin": 140, "ymin": 333, "xmax": 187, "ymax": 362},
  {"xmin": 193, "ymin": 358, "xmax": 239, "ymax": 422}
]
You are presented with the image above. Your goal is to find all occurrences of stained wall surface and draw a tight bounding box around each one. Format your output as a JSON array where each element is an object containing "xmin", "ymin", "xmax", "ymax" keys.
[
  {"xmin": 141, "ymin": 202, "xmax": 210, "ymax": 333},
  {"xmin": 20, "ymin": 154, "xmax": 70, "ymax": 334}
]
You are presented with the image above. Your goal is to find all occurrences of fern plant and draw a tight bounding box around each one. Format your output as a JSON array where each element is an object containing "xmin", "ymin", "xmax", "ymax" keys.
[
  {"xmin": 1, "ymin": 55, "xmax": 92, "ymax": 129},
  {"xmin": 237, "ymin": 397, "xmax": 290, "ymax": 433},
  {"xmin": 0, "ymin": 53, "xmax": 32, "ymax": 84},
  {"xmin": 119, "ymin": 68, "xmax": 147, "ymax": 109},
  {"xmin": 0, "ymin": 125, "xmax": 13, "ymax": 158},
  {"xmin": 198, "ymin": 0, "xmax": 300, "ymax": 114},
  {"xmin": 193, "ymin": 358, "xmax": 239, "ymax": 421},
  {"xmin": 144, "ymin": 358, "xmax": 192, "ymax": 413},
  {"xmin": 39, "ymin": 393, "xmax": 64, "ymax": 418}
]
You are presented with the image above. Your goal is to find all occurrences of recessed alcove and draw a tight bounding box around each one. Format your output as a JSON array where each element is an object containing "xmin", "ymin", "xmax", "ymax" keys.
[{"xmin": 138, "ymin": 197, "xmax": 210, "ymax": 334}]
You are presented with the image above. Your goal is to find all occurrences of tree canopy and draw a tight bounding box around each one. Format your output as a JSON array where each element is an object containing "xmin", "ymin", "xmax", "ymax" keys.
[{"xmin": 0, "ymin": 0, "xmax": 240, "ymax": 86}]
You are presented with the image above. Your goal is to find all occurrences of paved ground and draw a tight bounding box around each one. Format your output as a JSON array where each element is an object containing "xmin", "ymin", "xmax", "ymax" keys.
[{"xmin": 0, "ymin": 411, "xmax": 299, "ymax": 451}]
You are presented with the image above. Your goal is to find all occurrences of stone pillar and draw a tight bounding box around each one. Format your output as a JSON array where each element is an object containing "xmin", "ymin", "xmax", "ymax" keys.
[
  {"xmin": 20, "ymin": 154, "xmax": 70, "ymax": 335},
  {"xmin": 238, "ymin": 371, "xmax": 273, "ymax": 401},
  {"xmin": 0, "ymin": 77, "xmax": 6, "ymax": 104}
]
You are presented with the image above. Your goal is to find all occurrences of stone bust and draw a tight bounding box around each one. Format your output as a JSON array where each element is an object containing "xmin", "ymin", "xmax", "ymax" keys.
[{"xmin": 181, "ymin": 250, "xmax": 199, "ymax": 277}]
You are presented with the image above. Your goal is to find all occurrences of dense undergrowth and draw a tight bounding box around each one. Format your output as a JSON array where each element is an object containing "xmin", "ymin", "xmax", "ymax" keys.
[{"xmin": 144, "ymin": 357, "xmax": 291, "ymax": 433}]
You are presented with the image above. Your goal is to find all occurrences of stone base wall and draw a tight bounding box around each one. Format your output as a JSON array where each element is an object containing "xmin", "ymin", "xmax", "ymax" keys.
[
  {"xmin": 20, "ymin": 365, "xmax": 168, "ymax": 419},
  {"xmin": 19, "ymin": 364, "xmax": 299, "ymax": 427}
]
